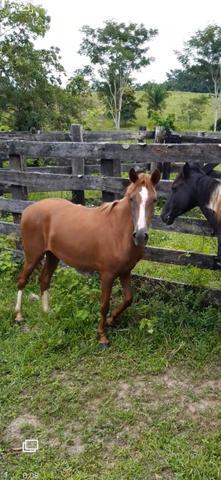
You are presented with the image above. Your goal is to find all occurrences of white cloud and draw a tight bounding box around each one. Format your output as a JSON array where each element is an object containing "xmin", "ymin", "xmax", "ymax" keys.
[{"xmin": 35, "ymin": 0, "xmax": 221, "ymax": 84}]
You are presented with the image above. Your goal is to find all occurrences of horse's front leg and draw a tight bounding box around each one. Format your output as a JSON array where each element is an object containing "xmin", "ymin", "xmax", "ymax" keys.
[
  {"xmin": 98, "ymin": 273, "xmax": 114, "ymax": 347},
  {"xmin": 107, "ymin": 273, "xmax": 132, "ymax": 327}
]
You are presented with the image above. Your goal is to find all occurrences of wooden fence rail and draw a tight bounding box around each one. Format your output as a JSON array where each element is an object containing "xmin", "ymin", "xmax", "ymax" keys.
[{"xmin": 1, "ymin": 140, "xmax": 221, "ymax": 163}]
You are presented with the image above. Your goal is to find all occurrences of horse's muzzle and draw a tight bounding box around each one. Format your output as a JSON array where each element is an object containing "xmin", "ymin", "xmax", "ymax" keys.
[
  {"xmin": 133, "ymin": 229, "xmax": 149, "ymax": 246},
  {"xmin": 161, "ymin": 211, "xmax": 174, "ymax": 225}
]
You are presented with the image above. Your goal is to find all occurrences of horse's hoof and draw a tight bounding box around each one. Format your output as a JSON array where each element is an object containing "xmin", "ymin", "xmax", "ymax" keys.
[{"xmin": 15, "ymin": 313, "xmax": 23, "ymax": 323}]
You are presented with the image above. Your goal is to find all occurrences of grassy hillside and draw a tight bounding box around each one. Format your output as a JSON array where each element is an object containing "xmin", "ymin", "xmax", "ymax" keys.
[{"xmin": 87, "ymin": 91, "xmax": 218, "ymax": 132}]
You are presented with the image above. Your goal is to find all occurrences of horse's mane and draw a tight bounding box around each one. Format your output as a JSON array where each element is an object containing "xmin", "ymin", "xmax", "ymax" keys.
[
  {"xmin": 208, "ymin": 185, "xmax": 221, "ymax": 223},
  {"xmin": 99, "ymin": 200, "xmax": 120, "ymax": 214}
]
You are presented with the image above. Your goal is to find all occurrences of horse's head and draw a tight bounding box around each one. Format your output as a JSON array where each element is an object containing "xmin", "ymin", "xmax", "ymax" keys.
[
  {"xmin": 127, "ymin": 168, "xmax": 161, "ymax": 246},
  {"xmin": 161, "ymin": 162, "xmax": 205, "ymax": 225}
]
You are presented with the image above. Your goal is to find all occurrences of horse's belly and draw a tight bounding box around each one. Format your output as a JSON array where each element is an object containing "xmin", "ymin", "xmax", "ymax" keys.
[{"xmin": 48, "ymin": 227, "xmax": 101, "ymax": 271}]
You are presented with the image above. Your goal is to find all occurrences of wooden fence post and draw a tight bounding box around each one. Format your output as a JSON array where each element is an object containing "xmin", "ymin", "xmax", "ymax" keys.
[
  {"xmin": 9, "ymin": 153, "xmax": 27, "ymax": 248},
  {"xmin": 101, "ymin": 157, "xmax": 121, "ymax": 203},
  {"xmin": 70, "ymin": 124, "xmax": 85, "ymax": 205},
  {"xmin": 138, "ymin": 126, "xmax": 150, "ymax": 172},
  {"xmin": 152, "ymin": 126, "xmax": 171, "ymax": 179}
]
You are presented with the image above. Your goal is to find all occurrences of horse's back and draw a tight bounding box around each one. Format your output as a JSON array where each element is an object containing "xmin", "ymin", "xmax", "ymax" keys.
[
  {"xmin": 21, "ymin": 199, "xmax": 74, "ymax": 251},
  {"xmin": 21, "ymin": 198, "xmax": 103, "ymax": 269}
]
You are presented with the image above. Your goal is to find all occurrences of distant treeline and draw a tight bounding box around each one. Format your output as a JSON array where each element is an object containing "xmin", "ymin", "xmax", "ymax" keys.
[{"xmin": 138, "ymin": 69, "xmax": 213, "ymax": 94}]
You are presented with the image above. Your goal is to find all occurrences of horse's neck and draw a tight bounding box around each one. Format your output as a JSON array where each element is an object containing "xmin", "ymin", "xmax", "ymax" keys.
[{"xmin": 196, "ymin": 175, "xmax": 220, "ymax": 230}]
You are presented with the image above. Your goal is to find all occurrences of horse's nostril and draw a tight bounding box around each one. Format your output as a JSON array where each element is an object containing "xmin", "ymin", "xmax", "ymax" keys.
[
  {"xmin": 145, "ymin": 233, "xmax": 149, "ymax": 241},
  {"xmin": 133, "ymin": 232, "xmax": 136, "ymax": 238}
]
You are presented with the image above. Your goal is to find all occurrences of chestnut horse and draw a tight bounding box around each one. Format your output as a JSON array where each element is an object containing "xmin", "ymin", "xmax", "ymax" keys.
[{"xmin": 15, "ymin": 168, "xmax": 160, "ymax": 346}]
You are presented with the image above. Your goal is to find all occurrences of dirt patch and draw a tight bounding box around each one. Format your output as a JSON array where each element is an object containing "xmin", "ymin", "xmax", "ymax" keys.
[
  {"xmin": 48, "ymin": 365, "xmax": 221, "ymax": 453},
  {"xmin": 3, "ymin": 414, "xmax": 41, "ymax": 447},
  {"xmin": 186, "ymin": 398, "xmax": 219, "ymax": 415},
  {"xmin": 66, "ymin": 436, "xmax": 85, "ymax": 456}
]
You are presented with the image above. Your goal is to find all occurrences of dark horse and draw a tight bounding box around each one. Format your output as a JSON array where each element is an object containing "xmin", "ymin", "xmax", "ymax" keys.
[
  {"xmin": 15, "ymin": 168, "xmax": 160, "ymax": 346},
  {"xmin": 161, "ymin": 162, "xmax": 221, "ymax": 258}
]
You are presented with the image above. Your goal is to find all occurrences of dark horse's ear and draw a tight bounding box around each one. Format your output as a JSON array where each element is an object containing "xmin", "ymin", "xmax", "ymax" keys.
[
  {"xmin": 129, "ymin": 168, "xmax": 139, "ymax": 183},
  {"xmin": 150, "ymin": 169, "xmax": 161, "ymax": 186},
  {"xmin": 182, "ymin": 162, "xmax": 190, "ymax": 178}
]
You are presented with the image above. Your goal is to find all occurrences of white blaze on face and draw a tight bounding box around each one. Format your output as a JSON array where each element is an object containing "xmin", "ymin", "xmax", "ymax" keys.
[{"xmin": 137, "ymin": 186, "xmax": 148, "ymax": 230}]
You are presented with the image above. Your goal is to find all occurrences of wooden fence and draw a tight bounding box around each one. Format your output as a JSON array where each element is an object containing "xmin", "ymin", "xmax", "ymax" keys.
[{"xmin": 0, "ymin": 125, "xmax": 221, "ymax": 296}]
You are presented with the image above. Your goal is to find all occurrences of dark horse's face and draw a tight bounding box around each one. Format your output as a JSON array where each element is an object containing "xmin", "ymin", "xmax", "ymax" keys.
[{"xmin": 161, "ymin": 163, "xmax": 204, "ymax": 225}]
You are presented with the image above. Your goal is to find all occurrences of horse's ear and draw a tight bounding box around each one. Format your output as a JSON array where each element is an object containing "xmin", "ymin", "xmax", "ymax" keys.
[
  {"xmin": 129, "ymin": 168, "xmax": 138, "ymax": 183},
  {"xmin": 150, "ymin": 169, "xmax": 161, "ymax": 186},
  {"xmin": 183, "ymin": 162, "xmax": 190, "ymax": 178}
]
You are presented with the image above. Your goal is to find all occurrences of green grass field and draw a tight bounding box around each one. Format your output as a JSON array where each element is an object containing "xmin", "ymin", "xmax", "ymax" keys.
[
  {"xmin": 86, "ymin": 90, "xmax": 218, "ymax": 132},
  {"xmin": 1, "ymin": 260, "xmax": 221, "ymax": 479}
]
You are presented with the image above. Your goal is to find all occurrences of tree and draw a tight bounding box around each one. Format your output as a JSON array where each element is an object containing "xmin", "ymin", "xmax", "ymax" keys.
[
  {"xmin": 175, "ymin": 25, "xmax": 221, "ymax": 131},
  {"xmin": 97, "ymin": 82, "xmax": 141, "ymax": 126},
  {"xmin": 143, "ymin": 83, "xmax": 169, "ymax": 118},
  {"xmin": 178, "ymin": 95, "xmax": 209, "ymax": 129},
  {"xmin": 0, "ymin": 1, "xmax": 64, "ymax": 130},
  {"xmin": 165, "ymin": 68, "xmax": 214, "ymax": 93},
  {"xmin": 79, "ymin": 21, "xmax": 157, "ymax": 128},
  {"xmin": 121, "ymin": 86, "xmax": 141, "ymax": 126}
]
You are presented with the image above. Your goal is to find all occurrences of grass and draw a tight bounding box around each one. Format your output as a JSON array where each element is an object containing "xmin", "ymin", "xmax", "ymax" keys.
[
  {"xmin": 87, "ymin": 90, "xmax": 219, "ymax": 132},
  {"xmin": 136, "ymin": 91, "xmax": 216, "ymax": 132},
  {"xmin": 1, "ymin": 259, "xmax": 221, "ymax": 479}
]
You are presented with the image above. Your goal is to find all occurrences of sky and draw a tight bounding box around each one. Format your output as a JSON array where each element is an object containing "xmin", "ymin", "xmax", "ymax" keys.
[{"xmin": 34, "ymin": 0, "xmax": 221, "ymax": 84}]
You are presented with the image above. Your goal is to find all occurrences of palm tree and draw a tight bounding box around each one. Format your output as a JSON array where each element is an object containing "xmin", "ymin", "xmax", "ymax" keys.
[{"xmin": 144, "ymin": 83, "xmax": 169, "ymax": 118}]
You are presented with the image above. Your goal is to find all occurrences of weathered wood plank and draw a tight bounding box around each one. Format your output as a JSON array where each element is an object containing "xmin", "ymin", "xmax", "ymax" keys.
[
  {"xmin": 168, "ymin": 133, "xmax": 221, "ymax": 144},
  {"xmin": 8, "ymin": 153, "xmax": 27, "ymax": 249},
  {"xmin": 1, "ymin": 141, "xmax": 221, "ymax": 164},
  {"xmin": 143, "ymin": 246, "xmax": 220, "ymax": 269},
  {"xmin": 83, "ymin": 130, "xmax": 155, "ymax": 142},
  {"xmin": 70, "ymin": 125, "xmax": 85, "ymax": 204},
  {"xmin": 101, "ymin": 156, "xmax": 121, "ymax": 202},
  {"xmin": 0, "ymin": 132, "xmax": 70, "ymax": 141},
  {"xmin": 151, "ymin": 215, "xmax": 213, "ymax": 236},
  {"xmin": 0, "ymin": 198, "xmax": 33, "ymax": 212},
  {"xmin": 0, "ymin": 221, "xmax": 19, "ymax": 235},
  {"xmin": 132, "ymin": 273, "xmax": 221, "ymax": 304},
  {"xmin": 27, "ymin": 166, "xmax": 71, "ymax": 174},
  {"xmin": 0, "ymin": 169, "xmax": 194, "ymax": 198},
  {"xmin": 0, "ymin": 169, "xmax": 129, "ymax": 193}
]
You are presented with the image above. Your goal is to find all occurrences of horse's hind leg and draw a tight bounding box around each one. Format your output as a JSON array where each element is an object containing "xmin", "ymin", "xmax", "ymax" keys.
[
  {"xmin": 39, "ymin": 251, "xmax": 59, "ymax": 312},
  {"xmin": 107, "ymin": 273, "xmax": 132, "ymax": 327},
  {"xmin": 15, "ymin": 253, "xmax": 43, "ymax": 322}
]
